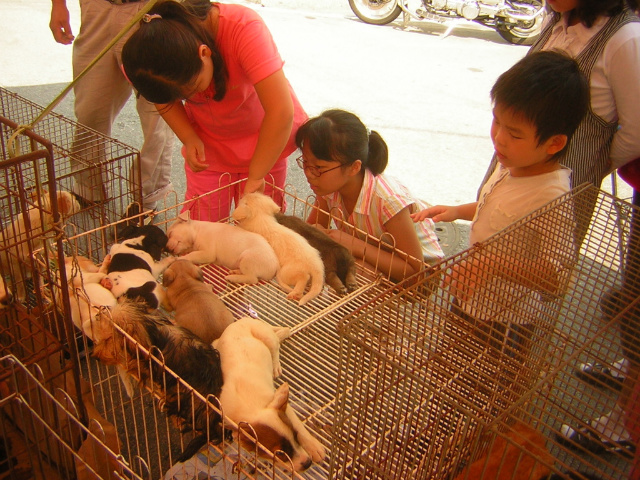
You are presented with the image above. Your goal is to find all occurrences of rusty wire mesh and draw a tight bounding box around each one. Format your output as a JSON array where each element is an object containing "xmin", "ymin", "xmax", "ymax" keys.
[{"xmin": 333, "ymin": 184, "xmax": 639, "ymax": 480}]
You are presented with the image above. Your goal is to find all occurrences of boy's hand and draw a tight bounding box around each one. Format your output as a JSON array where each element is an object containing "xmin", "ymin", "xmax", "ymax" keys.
[
  {"xmin": 242, "ymin": 178, "xmax": 265, "ymax": 196},
  {"xmin": 184, "ymin": 138, "xmax": 208, "ymax": 172},
  {"xmin": 411, "ymin": 205, "xmax": 459, "ymax": 223}
]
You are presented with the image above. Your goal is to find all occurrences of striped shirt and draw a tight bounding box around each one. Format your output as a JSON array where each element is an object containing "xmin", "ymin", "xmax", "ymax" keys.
[{"xmin": 323, "ymin": 169, "xmax": 444, "ymax": 265}]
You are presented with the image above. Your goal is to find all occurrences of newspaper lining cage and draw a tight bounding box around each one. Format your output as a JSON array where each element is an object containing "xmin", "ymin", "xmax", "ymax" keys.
[{"xmin": 333, "ymin": 184, "xmax": 639, "ymax": 480}]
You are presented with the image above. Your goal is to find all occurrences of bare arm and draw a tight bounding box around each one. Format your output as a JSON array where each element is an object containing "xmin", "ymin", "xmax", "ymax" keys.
[
  {"xmin": 244, "ymin": 69, "xmax": 294, "ymax": 195},
  {"xmin": 50, "ymin": 0, "xmax": 74, "ymax": 44},
  {"xmin": 156, "ymin": 101, "xmax": 208, "ymax": 172},
  {"xmin": 411, "ymin": 202, "xmax": 478, "ymax": 223},
  {"xmin": 329, "ymin": 207, "xmax": 426, "ymax": 281}
]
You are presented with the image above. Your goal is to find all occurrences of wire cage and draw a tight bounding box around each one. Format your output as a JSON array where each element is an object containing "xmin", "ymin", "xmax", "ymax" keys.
[
  {"xmin": 0, "ymin": 354, "xmax": 140, "ymax": 480},
  {"xmin": 333, "ymin": 184, "xmax": 639, "ymax": 480},
  {"xmin": 0, "ymin": 87, "xmax": 142, "ymax": 368},
  {"xmin": 33, "ymin": 179, "xmax": 431, "ymax": 480}
]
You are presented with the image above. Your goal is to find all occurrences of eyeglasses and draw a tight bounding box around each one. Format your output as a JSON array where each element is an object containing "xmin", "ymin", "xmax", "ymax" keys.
[{"xmin": 296, "ymin": 155, "xmax": 343, "ymax": 178}]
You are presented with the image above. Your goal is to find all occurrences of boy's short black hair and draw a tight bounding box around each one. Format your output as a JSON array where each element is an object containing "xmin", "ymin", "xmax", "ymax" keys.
[{"xmin": 491, "ymin": 50, "xmax": 589, "ymax": 159}]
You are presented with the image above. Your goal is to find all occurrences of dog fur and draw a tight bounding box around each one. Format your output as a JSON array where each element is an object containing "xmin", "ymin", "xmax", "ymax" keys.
[
  {"xmin": 57, "ymin": 255, "xmax": 117, "ymax": 339},
  {"xmin": 275, "ymin": 213, "xmax": 357, "ymax": 295},
  {"xmin": 0, "ymin": 190, "xmax": 79, "ymax": 301},
  {"xmin": 99, "ymin": 225, "xmax": 171, "ymax": 310},
  {"xmin": 165, "ymin": 216, "xmax": 279, "ymax": 284},
  {"xmin": 89, "ymin": 300, "xmax": 225, "ymax": 461},
  {"xmin": 452, "ymin": 422, "xmax": 555, "ymax": 480},
  {"xmin": 232, "ymin": 193, "xmax": 324, "ymax": 306},
  {"xmin": 213, "ymin": 317, "xmax": 326, "ymax": 471},
  {"xmin": 162, "ymin": 259, "xmax": 235, "ymax": 344},
  {"xmin": 0, "ymin": 277, "xmax": 12, "ymax": 309}
]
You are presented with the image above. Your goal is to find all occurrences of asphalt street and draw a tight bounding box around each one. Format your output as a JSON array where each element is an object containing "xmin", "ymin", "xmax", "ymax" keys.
[{"xmin": 1, "ymin": 0, "xmax": 632, "ymax": 255}]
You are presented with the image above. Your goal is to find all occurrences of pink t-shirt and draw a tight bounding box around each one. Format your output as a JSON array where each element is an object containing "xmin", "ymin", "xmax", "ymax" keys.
[{"xmin": 184, "ymin": 3, "xmax": 307, "ymax": 172}]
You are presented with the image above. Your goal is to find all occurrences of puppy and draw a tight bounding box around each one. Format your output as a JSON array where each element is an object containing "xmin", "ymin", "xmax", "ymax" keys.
[
  {"xmin": 0, "ymin": 190, "xmax": 79, "ymax": 301},
  {"xmin": 232, "ymin": 193, "xmax": 324, "ymax": 306},
  {"xmin": 275, "ymin": 213, "xmax": 357, "ymax": 295},
  {"xmin": 89, "ymin": 300, "xmax": 225, "ymax": 460},
  {"xmin": 99, "ymin": 225, "xmax": 171, "ymax": 310},
  {"xmin": 213, "ymin": 317, "xmax": 326, "ymax": 471},
  {"xmin": 162, "ymin": 259, "xmax": 235, "ymax": 344},
  {"xmin": 0, "ymin": 276, "xmax": 12, "ymax": 309},
  {"xmin": 57, "ymin": 255, "xmax": 117, "ymax": 339},
  {"xmin": 166, "ymin": 215, "xmax": 279, "ymax": 284}
]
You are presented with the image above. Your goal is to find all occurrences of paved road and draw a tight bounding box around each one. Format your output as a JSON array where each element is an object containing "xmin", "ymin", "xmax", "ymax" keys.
[{"xmin": 1, "ymin": 0, "xmax": 632, "ymax": 254}]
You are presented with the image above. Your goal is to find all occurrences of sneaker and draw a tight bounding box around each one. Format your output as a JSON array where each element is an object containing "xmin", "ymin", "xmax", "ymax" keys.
[
  {"xmin": 574, "ymin": 359, "xmax": 627, "ymax": 389},
  {"xmin": 556, "ymin": 424, "xmax": 635, "ymax": 458}
]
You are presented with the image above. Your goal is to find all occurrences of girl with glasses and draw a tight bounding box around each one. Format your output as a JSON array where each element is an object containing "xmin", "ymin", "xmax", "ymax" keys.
[{"xmin": 294, "ymin": 109, "xmax": 443, "ymax": 282}]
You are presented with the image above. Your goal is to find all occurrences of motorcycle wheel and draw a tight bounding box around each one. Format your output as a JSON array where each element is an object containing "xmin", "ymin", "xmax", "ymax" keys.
[
  {"xmin": 496, "ymin": 3, "xmax": 546, "ymax": 45},
  {"xmin": 348, "ymin": 0, "xmax": 402, "ymax": 25}
]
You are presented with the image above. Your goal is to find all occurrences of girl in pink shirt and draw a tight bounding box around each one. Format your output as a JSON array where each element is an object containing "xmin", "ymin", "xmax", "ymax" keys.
[{"xmin": 122, "ymin": 0, "xmax": 307, "ymax": 221}]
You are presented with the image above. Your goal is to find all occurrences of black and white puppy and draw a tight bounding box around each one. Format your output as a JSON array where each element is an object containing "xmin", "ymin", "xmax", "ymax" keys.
[{"xmin": 100, "ymin": 225, "xmax": 172, "ymax": 310}]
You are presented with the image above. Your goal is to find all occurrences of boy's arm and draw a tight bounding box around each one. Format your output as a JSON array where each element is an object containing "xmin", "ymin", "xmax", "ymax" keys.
[
  {"xmin": 156, "ymin": 102, "xmax": 208, "ymax": 172},
  {"xmin": 411, "ymin": 202, "xmax": 478, "ymax": 223}
]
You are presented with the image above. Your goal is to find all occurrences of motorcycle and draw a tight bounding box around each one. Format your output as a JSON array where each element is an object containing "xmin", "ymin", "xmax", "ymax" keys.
[{"xmin": 348, "ymin": 0, "xmax": 547, "ymax": 45}]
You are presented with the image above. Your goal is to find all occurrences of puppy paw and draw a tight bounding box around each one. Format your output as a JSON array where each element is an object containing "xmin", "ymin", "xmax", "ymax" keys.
[
  {"xmin": 286, "ymin": 291, "xmax": 302, "ymax": 301},
  {"xmin": 302, "ymin": 437, "xmax": 326, "ymax": 463},
  {"xmin": 273, "ymin": 361, "xmax": 283, "ymax": 379}
]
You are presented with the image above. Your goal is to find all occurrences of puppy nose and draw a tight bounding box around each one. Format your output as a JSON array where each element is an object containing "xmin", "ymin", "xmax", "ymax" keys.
[{"xmin": 301, "ymin": 456, "xmax": 313, "ymax": 471}]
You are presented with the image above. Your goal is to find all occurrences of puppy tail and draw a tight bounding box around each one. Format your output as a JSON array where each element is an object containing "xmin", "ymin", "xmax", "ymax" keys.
[{"xmin": 298, "ymin": 270, "xmax": 324, "ymax": 306}]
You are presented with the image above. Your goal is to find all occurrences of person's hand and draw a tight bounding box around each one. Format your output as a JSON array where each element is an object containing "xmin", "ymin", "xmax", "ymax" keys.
[
  {"xmin": 184, "ymin": 138, "xmax": 208, "ymax": 172},
  {"xmin": 242, "ymin": 178, "xmax": 265, "ymax": 196},
  {"xmin": 50, "ymin": 1, "xmax": 74, "ymax": 44},
  {"xmin": 411, "ymin": 205, "xmax": 459, "ymax": 223}
]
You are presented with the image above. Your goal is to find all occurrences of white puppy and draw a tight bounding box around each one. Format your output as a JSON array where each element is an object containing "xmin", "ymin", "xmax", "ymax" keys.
[
  {"xmin": 0, "ymin": 190, "xmax": 80, "ymax": 302},
  {"xmin": 166, "ymin": 215, "xmax": 279, "ymax": 284},
  {"xmin": 213, "ymin": 317, "xmax": 325, "ymax": 471},
  {"xmin": 58, "ymin": 256, "xmax": 117, "ymax": 340},
  {"xmin": 232, "ymin": 193, "xmax": 324, "ymax": 306}
]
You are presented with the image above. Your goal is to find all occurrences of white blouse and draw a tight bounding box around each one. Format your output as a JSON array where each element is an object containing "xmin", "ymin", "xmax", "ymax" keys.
[{"xmin": 544, "ymin": 14, "xmax": 640, "ymax": 170}]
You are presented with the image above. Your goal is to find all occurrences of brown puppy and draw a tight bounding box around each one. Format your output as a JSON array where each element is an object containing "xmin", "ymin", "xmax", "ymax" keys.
[
  {"xmin": 275, "ymin": 213, "xmax": 358, "ymax": 295},
  {"xmin": 162, "ymin": 259, "xmax": 234, "ymax": 344}
]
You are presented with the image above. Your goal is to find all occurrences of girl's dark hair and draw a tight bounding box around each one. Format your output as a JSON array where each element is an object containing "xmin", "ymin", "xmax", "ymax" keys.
[
  {"xmin": 122, "ymin": 0, "xmax": 227, "ymax": 104},
  {"xmin": 295, "ymin": 109, "xmax": 389, "ymax": 176},
  {"xmin": 551, "ymin": 0, "xmax": 632, "ymax": 28}
]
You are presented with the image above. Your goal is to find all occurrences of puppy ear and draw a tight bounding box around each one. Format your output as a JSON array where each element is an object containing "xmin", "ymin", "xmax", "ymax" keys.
[
  {"xmin": 58, "ymin": 191, "xmax": 78, "ymax": 216},
  {"xmin": 162, "ymin": 268, "xmax": 175, "ymax": 287},
  {"xmin": 232, "ymin": 206, "xmax": 247, "ymax": 221},
  {"xmin": 270, "ymin": 382, "xmax": 290, "ymax": 413}
]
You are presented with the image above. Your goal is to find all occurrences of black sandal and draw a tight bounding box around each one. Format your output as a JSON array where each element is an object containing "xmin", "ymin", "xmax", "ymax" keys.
[
  {"xmin": 574, "ymin": 362, "xmax": 624, "ymax": 390},
  {"xmin": 556, "ymin": 425, "xmax": 635, "ymax": 458}
]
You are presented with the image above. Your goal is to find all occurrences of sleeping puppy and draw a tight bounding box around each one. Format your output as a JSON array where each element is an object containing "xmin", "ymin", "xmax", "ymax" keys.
[
  {"xmin": 162, "ymin": 259, "xmax": 235, "ymax": 344},
  {"xmin": 275, "ymin": 213, "xmax": 357, "ymax": 295},
  {"xmin": 0, "ymin": 190, "xmax": 80, "ymax": 302},
  {"xmin": 57, "ymin": 255, "xmax": 117, "ymax": 339},
  {"xmin": 99, "ymin": 225, "xmax": 171, "ymax": 310},
  {"xmin": 213, "ymin": 317, "xmax": 326, "ymax": 471},
  {"xmin": 89, "ymin": 300, "xmax": 225, "ymax": 459},
  {"xmin": 232, "ymin": 193, "xmax": 324, "ymax": 306},
  {"xmin": 166, "ymin": 215, "xmax": 279, "ymax": 284}
]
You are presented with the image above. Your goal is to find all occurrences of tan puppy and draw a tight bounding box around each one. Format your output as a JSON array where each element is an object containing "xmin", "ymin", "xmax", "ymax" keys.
[
  {"xmin": 0, "ymin": 190, "xmax": 79, "ymax": 301},
  {"xmin": 162, "ymin": 259, "xmax": 235, "ymax": 344},
  {"xmin": 213, "ymin": 317, "xmax": 326, "ymax": 471},
  {"xmin": 232, "ymin": 193, "xmax": 325, "ymax": 306},
  {"xmin": 166, "ymin": 215, "xmax": 279, "ymax": 284}
]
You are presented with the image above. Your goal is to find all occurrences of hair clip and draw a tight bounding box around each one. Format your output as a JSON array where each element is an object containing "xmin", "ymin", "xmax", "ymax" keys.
[{"xmin": 142, "ymin": 13, "xmax": 162, "ymax": 23}]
